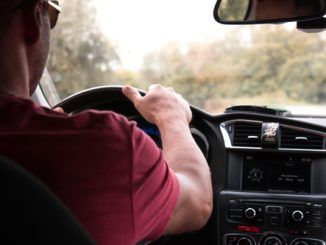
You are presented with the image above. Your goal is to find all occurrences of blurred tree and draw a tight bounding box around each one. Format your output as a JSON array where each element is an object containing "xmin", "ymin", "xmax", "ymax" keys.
[
  {"xmin": 279, "ymin": 53, "xmax": 326, "ymax": 103},
  {"xmin": 47, "ymin": 0, "xmax": 119, "ymax": 99},
  {"xmin": 141, "ymin": 25, "xmax": 325, "ymax": 110},
  {"xmin": 241, "ymin": 26, "xmax": 326, "ymax": 102}
]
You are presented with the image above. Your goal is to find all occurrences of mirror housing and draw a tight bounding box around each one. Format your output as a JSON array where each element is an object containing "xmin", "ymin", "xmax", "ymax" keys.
[{"xmin": 214, "ymin": 0, "xmax": 326, "ymax": 24}]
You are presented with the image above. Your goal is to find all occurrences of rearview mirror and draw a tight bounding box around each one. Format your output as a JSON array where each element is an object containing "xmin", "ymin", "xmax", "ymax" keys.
[{"xmin": 214, "ymin": 0, "xmax": 326, "ymax": 24}]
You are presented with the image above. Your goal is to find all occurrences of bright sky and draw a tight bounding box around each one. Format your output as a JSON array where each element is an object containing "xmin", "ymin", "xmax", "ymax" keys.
[
  {"xmin": 92, "ymin": 0, "xmax": 299, "ymax": 70},
  {"xmin": 93, "ymin": 0, "xmax": 225, "ymax": 70}
]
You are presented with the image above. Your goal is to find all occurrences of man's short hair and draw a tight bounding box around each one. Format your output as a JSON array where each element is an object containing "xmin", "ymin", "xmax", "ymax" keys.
[
  {"xmin": 0, "ymin": 2, "xmax": 13, "ymax": 36},
  {"xmin": 0, "ymin": 0, "xmax": 23, "ymax": 37}
]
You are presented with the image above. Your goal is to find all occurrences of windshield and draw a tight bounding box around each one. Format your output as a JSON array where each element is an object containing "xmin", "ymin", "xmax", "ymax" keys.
[{"xmin": 45, "ymin": 0, "xmax": 326, "ymax": 116}]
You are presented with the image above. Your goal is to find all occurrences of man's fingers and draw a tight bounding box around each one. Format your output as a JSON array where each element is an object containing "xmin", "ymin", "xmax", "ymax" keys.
[
  {"xmin": 53, "ymin": 107, "xmax": 65, "ymax": 113},
  {"xmin": 167, "ymin": 87, "xmax": 175, "ymax": 92},
  {"xmin": 122, "ymin": 86, "xmax": 142, "ymax": 105},
  {"xmin": 148, "ymin": 84, "xmax": 162, "ymax": 91}
]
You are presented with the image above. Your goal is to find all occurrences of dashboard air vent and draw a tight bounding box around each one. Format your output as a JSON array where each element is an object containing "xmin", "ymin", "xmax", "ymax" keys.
[
  {"xmin": 281, "ymin": 127, "xmax": 324, "ymax": 149},
  {"xmin": 233, "ymin": 122, "xmax": 262, "ymax": 147}
]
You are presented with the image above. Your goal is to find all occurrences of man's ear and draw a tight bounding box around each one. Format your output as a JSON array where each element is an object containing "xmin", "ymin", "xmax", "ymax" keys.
[{"xmin": 23, "ymin": 0, "xmax": 44, "ymax": 45}]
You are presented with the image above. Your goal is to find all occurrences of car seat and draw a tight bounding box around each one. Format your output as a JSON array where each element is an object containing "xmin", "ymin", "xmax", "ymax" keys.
[{"xmin": 0, "ymin": 156, "xmax": 94, "ymax": 244}]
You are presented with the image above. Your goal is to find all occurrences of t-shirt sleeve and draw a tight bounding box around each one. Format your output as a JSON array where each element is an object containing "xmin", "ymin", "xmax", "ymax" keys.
[{"xmin": 129, "ymin": 121, "xmax": 180, "ymax": 242}]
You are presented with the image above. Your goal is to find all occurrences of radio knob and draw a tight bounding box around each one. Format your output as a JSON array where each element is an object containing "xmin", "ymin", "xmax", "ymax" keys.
[
  {"xmin": 292, "ymin": 210, "xmax": 304, "ymax": 222},
  {"xmin": 293, "ymin": 241, "xmax": 309, "ymax": 245},
  {"xmin": 245, "ymin": 208, "xmax": 257, "ymax": 219},
  {"xmin": 237, "ymin": 237, "xmax": 254, "ymax": 245},
  {"xmin": 262, "ymin": 236, "xmax": 283, "ymax": 245}
]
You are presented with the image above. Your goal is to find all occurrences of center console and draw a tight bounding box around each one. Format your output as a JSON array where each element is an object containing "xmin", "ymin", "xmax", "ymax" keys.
[{"xmin": 221, "ymin": 152, "xmax": 326, "ymax": 245}]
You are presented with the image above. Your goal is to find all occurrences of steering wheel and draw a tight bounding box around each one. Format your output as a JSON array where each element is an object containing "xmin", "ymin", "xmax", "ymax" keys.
[
  {"xmin": 55, "ymin": 86, "xmax": 210, "ymax": 160},
  {"xmin": 54, "ymin": 86, "xmax": 146, "ymax": 115}
]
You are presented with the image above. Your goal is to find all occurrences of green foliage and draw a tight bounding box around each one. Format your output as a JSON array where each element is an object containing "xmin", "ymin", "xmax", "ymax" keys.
[
  {"xmin": 47, "ymin": 0, "xmax": 119, "ymax": 99},
  {"xmin": 140, "ymin": 26, "xmax": 326, "ymax": 109}
]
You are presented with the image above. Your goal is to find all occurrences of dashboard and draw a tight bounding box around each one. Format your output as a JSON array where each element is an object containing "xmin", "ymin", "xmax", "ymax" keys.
[
  {"xmin": 57, "ymin": 86, "xmax": 326, "ymax": 245},
  {"xmin": 219, "ymin": 118, "xmax": 326, "ymax": 245}
]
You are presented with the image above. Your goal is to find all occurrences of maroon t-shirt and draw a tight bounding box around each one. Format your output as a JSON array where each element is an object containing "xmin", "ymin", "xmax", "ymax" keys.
[{"xmin": 0, "ymin": 94, "xmax": 179, "ymax": 244}]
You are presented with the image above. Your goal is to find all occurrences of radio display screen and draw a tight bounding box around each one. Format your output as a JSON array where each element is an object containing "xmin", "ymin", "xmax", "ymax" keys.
[{"xmin": 242, "ymin": 156, "xmax": 311, "ymax": 193}]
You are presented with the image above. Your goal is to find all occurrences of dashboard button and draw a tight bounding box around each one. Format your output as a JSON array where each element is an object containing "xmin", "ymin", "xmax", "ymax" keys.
[
  {"xmin": 312, "ymin": 209, "xmax": 324, "ymax": 216},
  {"xmin": 290, "ymin": 229, "xmax": 310, "ymax": 236},
  {"xmin": 300, "ymin": 229, "xmax": 309, "ymax": 235},
  {"xmin": 266, "ymin": 206, "xmax": 283, "ymax": 214},
  {"xmin": 311, "ymin": 222, "xmax": 323, "ymax": 227},
  {"xmin": 267, "ymin": 215, "xmax": 282, "ymax": 226},
  {"xmin": 256, "ymin": 218, "xmax": 264, "ymax": 224},
  {"xmin": 237, "ymin": 226, "xmax": 260, "ymax": 233},
  {"xmin": 226, "ymin": 235, "xmax": 239, "ymax": 245}
]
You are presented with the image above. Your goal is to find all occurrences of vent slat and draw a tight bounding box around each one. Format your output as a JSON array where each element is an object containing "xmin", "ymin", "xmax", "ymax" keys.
[
  {"xmin": 281, "ymin": 127, "xmax": 324, "ymax": 150},
  {"xmin": 233, "ymin": 122, "xmax": 262, "ymax": 147},
  {"xmin": 282, "ymin": 138, "xmax": 322, "ymax": 142},
  {"xmin": 234, "ymin": 135, "xmax": 260, "ymax": 137},
  {"xmin": 235, "ymin": 129, "xmax": 261, "ymax": 132}
]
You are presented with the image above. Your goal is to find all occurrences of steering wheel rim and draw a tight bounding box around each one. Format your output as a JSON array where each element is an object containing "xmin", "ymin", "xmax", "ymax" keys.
[{"xmin": 54, "ymin": 86, "xmax": 148, "ymax": 115}]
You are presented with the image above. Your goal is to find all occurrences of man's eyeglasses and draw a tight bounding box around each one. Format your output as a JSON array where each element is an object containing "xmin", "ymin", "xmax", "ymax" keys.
[
  {"xmin": 45, "ymin": 0, "xmax": 61, "ymax": 29},
  {"xmin": 12, "ymin": 0, "xmax": 61, "ymax": 29}
]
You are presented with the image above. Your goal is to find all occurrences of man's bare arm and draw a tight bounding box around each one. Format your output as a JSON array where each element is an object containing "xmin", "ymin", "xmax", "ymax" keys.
[{"xmin": 122, "ymin": 85, "xmax": 213, "ymax": 234}]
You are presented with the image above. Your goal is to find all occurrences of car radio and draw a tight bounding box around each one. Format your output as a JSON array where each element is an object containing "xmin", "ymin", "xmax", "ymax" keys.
[
  {"xmin": 220, "ymin": 191, "xmax": 326, "ymax": 245},
  {"xmin": 226, "ymin": 200, "xmax": 325, "ymax": 229}
]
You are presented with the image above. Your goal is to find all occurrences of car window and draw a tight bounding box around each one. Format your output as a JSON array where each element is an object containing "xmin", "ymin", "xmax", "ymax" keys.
[{"xmin": 44, "ymin": 0, "xmax": 326, "ymax": 116}]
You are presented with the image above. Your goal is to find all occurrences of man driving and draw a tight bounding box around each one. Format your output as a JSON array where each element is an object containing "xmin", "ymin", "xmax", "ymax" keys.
[{"xmin": 0, "ymin": 0, "xmax": 213, "ymax": 244}]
